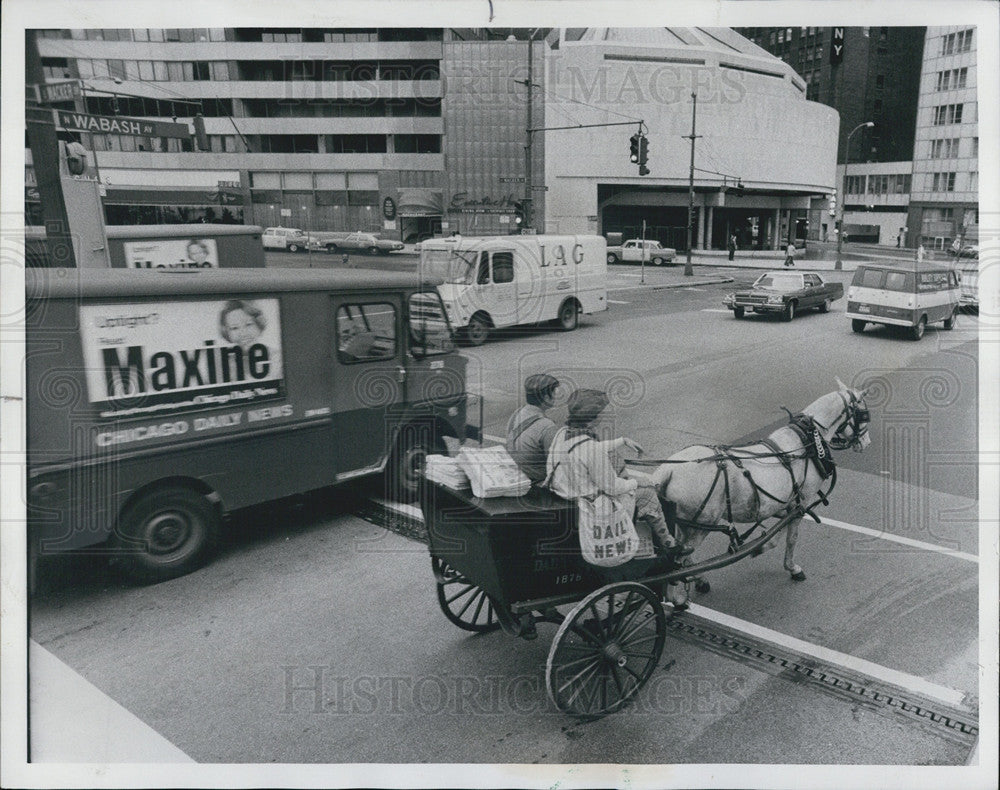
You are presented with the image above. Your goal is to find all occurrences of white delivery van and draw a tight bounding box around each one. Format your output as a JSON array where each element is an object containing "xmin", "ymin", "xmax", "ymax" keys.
[{"xmin": 420, "ymin": 235, "xmax": 608, "ymax": 345}]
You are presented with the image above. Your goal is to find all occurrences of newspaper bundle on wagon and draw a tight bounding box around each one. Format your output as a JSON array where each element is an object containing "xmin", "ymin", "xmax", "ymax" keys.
[
  {"xmin": 25, "ymin": 268, "xmax": 474, "ymax": 584},
  {"xmin": 419, "ymin": 234, "xmax": 608, "ymax": 345}
]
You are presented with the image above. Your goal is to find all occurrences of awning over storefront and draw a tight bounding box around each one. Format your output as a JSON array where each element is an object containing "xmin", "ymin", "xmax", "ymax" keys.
[{"xmin": 397, "ymin": 188, "xmax": 443, "ymax": 217}]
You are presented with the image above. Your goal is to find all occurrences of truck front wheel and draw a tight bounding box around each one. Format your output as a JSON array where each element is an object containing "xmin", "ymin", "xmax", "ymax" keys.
[
  {"xmin": 112, "ymin": 485, "xmax": 220, "ymax": 584},
  {"xmin": 465, "ymin": 314, "xmax": 491, "ymax": 346}
]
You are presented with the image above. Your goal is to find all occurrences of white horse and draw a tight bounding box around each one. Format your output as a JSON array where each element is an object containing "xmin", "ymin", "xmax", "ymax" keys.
[{"xmin": 645, "ymin": 379, "xmax": 871, "ymax": 604}]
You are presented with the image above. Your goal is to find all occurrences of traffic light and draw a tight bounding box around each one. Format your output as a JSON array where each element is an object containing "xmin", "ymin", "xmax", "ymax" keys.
[
  {"xmin": 735, "ymin": 180, "xmax": 746, "ymax": 198},
  {"xmin": 629, "ymin": 134, "xmax": 640, "ymax": 164},
  {"xmin": 64, "ymin": 141, "xmax": 88, "ymax": 176},
  {"xmin": 512, "ymin": 201, "xmax": 525, "ymax": 227},
  {"xmin": 637, "ymin": 135, "xmax": 649, "ymax": 176},
  {"xmin": 193, "ymin": 113, "xmax": 209, "ymax": 151}
]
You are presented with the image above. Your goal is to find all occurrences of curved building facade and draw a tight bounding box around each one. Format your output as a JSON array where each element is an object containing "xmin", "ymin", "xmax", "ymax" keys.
[{"xmin": 543, "ymin": 28, "xmax": 840, "ymax": 249}]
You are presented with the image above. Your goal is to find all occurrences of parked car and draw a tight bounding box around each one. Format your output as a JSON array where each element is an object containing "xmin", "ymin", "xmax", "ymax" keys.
[
  {"xmin": 723, "ymin": 271, "xmax": 844, "ymax": 321},
  {"xmin": 605, "ymin": 239, "xmax": 676, "ymax": 265},
  {"xmin": 318, "ymin": 232, "xmax": 405, "ymax": 255},
  {"xmin": 262, "ymin": 227, "xmax": 309, "ymax": 253}
]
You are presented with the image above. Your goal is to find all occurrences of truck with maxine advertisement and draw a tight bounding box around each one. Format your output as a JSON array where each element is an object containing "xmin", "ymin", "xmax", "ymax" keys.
[{"xmin": 25, "ymin": 268, "xmax": 470, "ymax": 583}]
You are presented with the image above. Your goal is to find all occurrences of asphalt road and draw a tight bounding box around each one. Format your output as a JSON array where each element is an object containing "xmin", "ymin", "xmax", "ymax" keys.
[{"xmin": 28, "ymin": 265, "xmax": 981, "ymax": 769}]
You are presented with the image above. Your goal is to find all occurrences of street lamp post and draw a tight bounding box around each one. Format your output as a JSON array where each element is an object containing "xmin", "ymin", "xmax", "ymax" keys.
[{"xmin": 836, "ymin": 121, "xmax": 874, "ymax": 270}]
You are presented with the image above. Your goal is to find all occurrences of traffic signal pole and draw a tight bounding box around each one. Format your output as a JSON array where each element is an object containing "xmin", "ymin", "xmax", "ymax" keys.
[{"xmin": 523, "ymin": 31, "xmax": 535, "ymax": 231}]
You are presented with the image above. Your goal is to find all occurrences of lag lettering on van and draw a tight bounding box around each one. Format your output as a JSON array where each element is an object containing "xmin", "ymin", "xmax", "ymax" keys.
[{"xmin": 79, "ymin": 299, "xmax": 284, "ymax": 417}]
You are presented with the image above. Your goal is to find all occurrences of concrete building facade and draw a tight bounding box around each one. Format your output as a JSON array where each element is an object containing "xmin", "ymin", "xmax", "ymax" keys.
[
  {"xmin": 31, "ymin": 27, "xmax": 838, "ymax": 250},
  {"xmin": 907, "ymin": 25, "xmax": 979, "ymax": 249},
  {"xmin": 543, "ymin": 28, "xmax": 839, "ymax": 249}
]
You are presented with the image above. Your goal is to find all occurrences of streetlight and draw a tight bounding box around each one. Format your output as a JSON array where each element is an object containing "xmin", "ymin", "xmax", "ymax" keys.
[{"xmin": 836, "ymin": 121, "xmax": 874, "ymax": 270}]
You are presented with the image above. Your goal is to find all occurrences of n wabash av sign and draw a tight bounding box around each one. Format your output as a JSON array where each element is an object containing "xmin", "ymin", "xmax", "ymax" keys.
[{"xmin": 56, "ymin": 110, "xmax": 191, "ymax": 139}]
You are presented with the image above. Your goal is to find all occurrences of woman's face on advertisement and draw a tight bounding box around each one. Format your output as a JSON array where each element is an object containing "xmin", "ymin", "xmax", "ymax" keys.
[
  {"xmin": 225, "ymin": 308, "xmax": 260, "ymax": 347},
  {"xmin": 188, "ymin": 243, "xmax": 209, "ymax": 264}
]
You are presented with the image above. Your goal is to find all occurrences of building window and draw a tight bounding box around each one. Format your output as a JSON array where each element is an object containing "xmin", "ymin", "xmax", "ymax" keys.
[
  {"xmin": 957, "ymin": 29, "xmax": 973, "ymax": 52},
  {"xmin": 931, "ymin": 172, "xmax": 956, "ymax": 192},
  {"xmin": 973, "ymin": 137, "xmax": 978, "ymax": 157},
  {"xmin": 937, "ymin": 68, "xmax": 969, "ymax": 91},
  {"xmin": 875, "ymin": 74, "xmax": 884, "ymax": 90},
  {"xmin": 873, "ymin": 99, "xmax": 883, "ymax": 115},
  {"xmin": 968, "ymin": 172, "xmax": 978, "ymax": 192},
  {"xmin": 933, "ymin": 104, "xmax": 964, "ymax": 125}
]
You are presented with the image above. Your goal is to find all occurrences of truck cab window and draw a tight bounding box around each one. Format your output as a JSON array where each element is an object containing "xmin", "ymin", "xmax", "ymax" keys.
[
  {"xmin": 409, "ymin": 292, "xmax": 455, "ymax": 357},
  {"xmin": 492, "ymin": 252, "xmax": 514, "ymax": 284},
  {"xmin": 337, "ymin": 303, "xmax": 396, "ymax": 363}
]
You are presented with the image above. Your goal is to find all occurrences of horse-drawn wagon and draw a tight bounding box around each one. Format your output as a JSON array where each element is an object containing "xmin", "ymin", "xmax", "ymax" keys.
[{"xmin": 419, "ymin": 381, "xmax": 872, "ymax": 717}]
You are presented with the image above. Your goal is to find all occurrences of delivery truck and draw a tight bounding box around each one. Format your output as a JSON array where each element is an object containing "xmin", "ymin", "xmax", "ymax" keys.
[
  {"xmin": 25, "ymin": 268, "xmax": 469, "ymax": 583},
  {"xmin": 419, "ymin": 234, "xmax": 608, "ymax": 345}
]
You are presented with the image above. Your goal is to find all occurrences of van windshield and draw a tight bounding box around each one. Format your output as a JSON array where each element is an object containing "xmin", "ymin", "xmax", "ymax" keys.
[{"xmin": 423, "ymin": 249, "xmax": 478, "ymax": 284}]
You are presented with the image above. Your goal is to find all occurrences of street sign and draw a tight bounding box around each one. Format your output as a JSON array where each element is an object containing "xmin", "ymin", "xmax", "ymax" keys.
[
  {"xmin": 280, "ymin": 208, "xmax": 292, "ymax": 217},
  {"xmin": 35, "ymin": 80, "xmax": 82, "ymax": 104},
  {"xmin": 56, "ymin": 110, "xmax": 191, "ymax": 139},
  {"xmin": 217, "ymin": 180, "xmax": 240, "ymax": 189},
  {"xmin": 499, "ymin": 177, "xmax": 525, "ymax": 183}
]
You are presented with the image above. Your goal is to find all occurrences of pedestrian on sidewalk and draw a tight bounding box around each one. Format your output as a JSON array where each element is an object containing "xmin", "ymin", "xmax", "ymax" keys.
[
  {"xmin": 897, "ymin": 228, "xmax": 903, "ymax": 248},
  {"xmin": 916, "ymin": 243, "xmax": 926, "ymax": 263},
  {"xmin": 728, "ymin": 233, "xmax": 737, "ymax": 261},
  {"xmin": 783, "ymin": 241, "xmax": 795, "ymax": 267}
]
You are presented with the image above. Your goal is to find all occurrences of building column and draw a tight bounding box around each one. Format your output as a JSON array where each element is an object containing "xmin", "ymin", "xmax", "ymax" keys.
[
  {"xmin": 705, "ymin": 206, "xmax": 714, "ymax": 249},
  {"xmin": 772, "ymin": 209, "xmax": 781, "ymax": 249},
  {"xmin": 696, "ymin": 206, "xmax": 705, "ymax": 249}
]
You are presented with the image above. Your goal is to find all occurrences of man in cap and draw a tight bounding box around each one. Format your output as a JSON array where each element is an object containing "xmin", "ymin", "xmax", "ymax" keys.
[
  {"xmin": 546, "ymin": 389, "xmax": 692, "ymax": 558},
  {"xmin": 506, "ymin": 374, "xmax": 562, "ymax": 484}
]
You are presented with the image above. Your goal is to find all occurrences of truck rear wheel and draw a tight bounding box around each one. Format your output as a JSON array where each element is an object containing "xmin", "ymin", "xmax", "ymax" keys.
[
  {"xmin": 557, "ymin": 300, "xmax": 579, "ymax": 331},
  {"xmin": 910, "ymin": 316, "xmax": 926, "ymax": 341},
  {"xmin": 113, "ymin": 485, "xmax": 219, "ymax": 584},
  {"xmin": 943, "ymin": 308, "xmax": 958, "ymax": 329},
  {"xmin": 388, "ymin": 424, "xmax": 445, "ymax": 503}
]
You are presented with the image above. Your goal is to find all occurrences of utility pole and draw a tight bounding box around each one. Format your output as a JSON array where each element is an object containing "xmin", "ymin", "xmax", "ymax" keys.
[
  {"xmin": 25, "ymin": 30, "xmax": 77, "ymax": 267},
  {"xmin": 523, "ymin": 29, "xmax": 537, "ymax": 232},
  {"xmin": 684, "ymin": 92, "xmax": 700, "ymax": 276}
]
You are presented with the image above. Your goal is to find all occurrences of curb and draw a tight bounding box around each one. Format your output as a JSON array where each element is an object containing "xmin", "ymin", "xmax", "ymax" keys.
[{"xmin": 608, "ymin": 276, "xmax": 734, "ymax": 292}]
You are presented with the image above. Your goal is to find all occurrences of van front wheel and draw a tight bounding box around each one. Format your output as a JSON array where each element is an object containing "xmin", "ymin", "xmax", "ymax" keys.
[
  {"xmin": 557, "ymin": 300, "xmax": 579, "ymax": 331},
  {"xmin": 466, "ymin": 314, "xmax": 490, "ymax": 346},
  {"xmin": 113, "ymin": 486, "xmax": 219, "ymax": 584}
]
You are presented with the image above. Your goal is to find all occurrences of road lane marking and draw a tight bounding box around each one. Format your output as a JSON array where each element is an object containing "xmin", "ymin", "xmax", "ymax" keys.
[
  {"xmin": 702, "ymin": 308, "xmax": 732, "ymax": 313},
  {"xmin": 607, "ymin": 299, "xmax": 631, "ymax": 304},
  {"xmin": 817, "ymin": 516, "xmax": 978, "ymax": 563},
  {"xmin": 685, "ymin": 603, "xmax": 970, "ymax": 709}
]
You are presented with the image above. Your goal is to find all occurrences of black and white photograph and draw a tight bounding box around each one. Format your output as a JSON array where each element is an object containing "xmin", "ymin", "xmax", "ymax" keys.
[{"xmin": 1, "ymin": 1, "xmax": 997, "ymax": 788}]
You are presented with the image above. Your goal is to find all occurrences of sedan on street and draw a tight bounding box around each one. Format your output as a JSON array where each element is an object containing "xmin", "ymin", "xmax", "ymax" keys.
[
  {"xmin": 723, "ymin": 271, "xmax": 844, "ymax": 321},
  {"xmin": 315, "ymin": 232, "xmax": 405, "ymax": 255}
]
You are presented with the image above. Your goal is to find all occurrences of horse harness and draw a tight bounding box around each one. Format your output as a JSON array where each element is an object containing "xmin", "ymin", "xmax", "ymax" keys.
[{"xmin": 657, "ymin": 412, "xmax": 843, "ymax": 551}]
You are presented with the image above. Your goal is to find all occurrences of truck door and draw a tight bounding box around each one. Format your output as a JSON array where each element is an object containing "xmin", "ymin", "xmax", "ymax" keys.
[
  {"xmin": 330, "ymin": 295, "xmax": 406, "ymax": 476},
  {"xmin": 470, "ymin": 249, "xmax": 517, "ymax": 328}
]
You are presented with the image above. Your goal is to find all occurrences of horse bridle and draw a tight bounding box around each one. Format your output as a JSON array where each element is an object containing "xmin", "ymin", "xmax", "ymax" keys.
[{"xmin": 825, "ymin": 390, "xmax": 870, "ymax": 450}]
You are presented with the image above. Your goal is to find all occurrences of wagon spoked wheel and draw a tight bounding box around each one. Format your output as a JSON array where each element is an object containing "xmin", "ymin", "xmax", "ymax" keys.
[
  {"xmin": 546, "ymin": 582, "xmax": 666, "ymax": 716},
  {"xmin": 432, "ymin": 557, "xmax": 501, "ymax": 633}
]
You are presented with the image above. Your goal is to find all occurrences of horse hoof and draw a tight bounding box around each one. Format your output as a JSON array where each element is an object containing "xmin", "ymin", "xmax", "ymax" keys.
[
  {"xmin": 790, "ymin": 570, "xmax": 806, "ymax": 582},
  {"xmin": 694, "ymin": 580, "xmax": 711, "ymax": 594}
]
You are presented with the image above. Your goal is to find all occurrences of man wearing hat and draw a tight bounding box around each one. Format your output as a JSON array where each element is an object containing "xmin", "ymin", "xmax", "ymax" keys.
[
  {"xmin": 546, "ymin": 388, "xmax": 691, "ymax": 559},
  {"xmin": 506, "ymin": 374, "xmax": 563, "ymax": 484}
]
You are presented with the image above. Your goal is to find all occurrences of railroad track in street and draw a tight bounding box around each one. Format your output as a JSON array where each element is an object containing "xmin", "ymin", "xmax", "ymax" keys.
[{"xmin": 355, "ymin": 495, "xmax": 978, "ymax": 754}]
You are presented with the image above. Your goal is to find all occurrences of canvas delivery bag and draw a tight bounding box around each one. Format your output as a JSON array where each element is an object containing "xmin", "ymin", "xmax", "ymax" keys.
[{"xmin": 545, "ymin": 429, "xmax": 640, "ymax": 568}]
